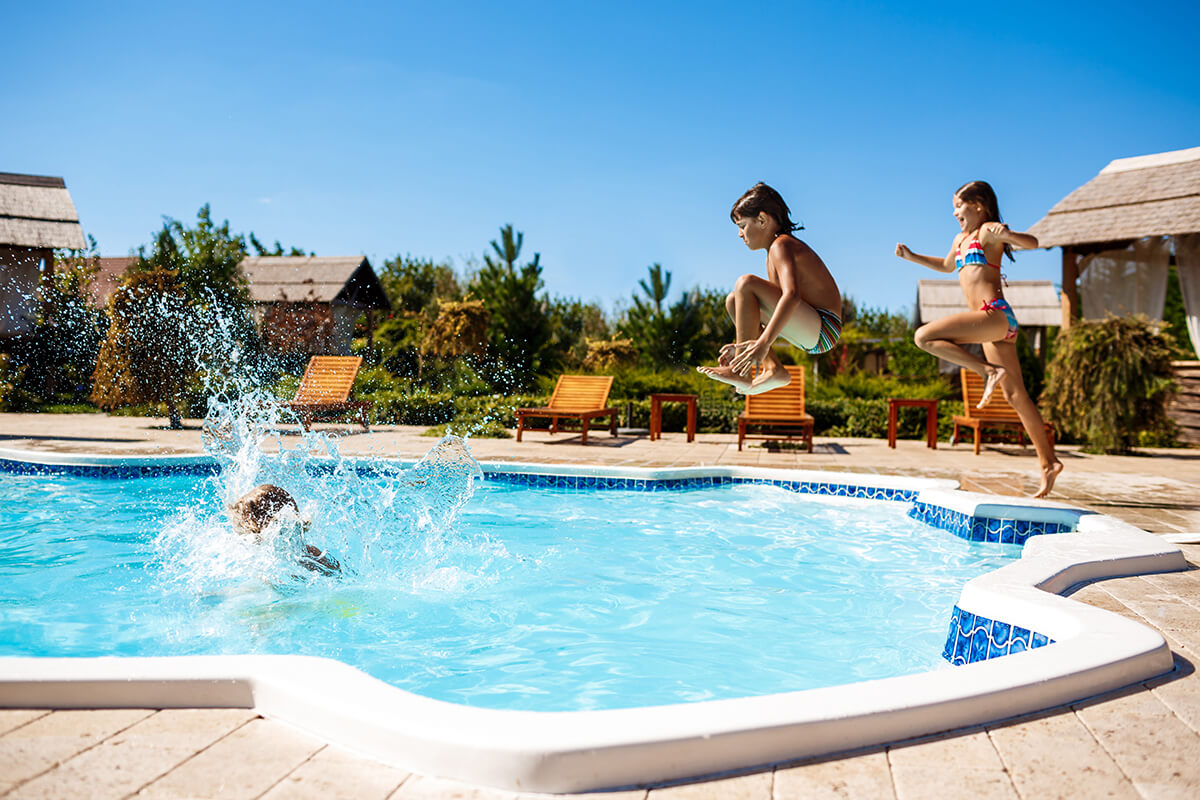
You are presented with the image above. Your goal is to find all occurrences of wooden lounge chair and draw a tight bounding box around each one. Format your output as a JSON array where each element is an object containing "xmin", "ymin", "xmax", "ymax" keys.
[
  {"xmin": 287, "ymin": 355, "xmax": 372, "ymax": 432},
  {"xmin": 951, "ymin": 368, "xmax": 1054, "ymax": 455},
  {"xmin": 737, "ymin": 365, "xmax": 815, "ymax": 452},
  {"xmin": 515, "ymin": 375, "xmax": 618, "ymax": 445}
]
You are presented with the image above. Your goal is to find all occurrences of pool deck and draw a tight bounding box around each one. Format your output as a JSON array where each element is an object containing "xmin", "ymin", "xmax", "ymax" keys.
[{"xmin": 2, "ymin": 412, "xmax": 1200, "ymax": 799}]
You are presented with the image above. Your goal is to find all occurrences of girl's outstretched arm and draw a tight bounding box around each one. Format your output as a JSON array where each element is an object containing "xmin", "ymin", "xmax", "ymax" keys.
[
  {"xmin": 983, "ymin": 222, "xmax": 1038, "ymax": 251},
  {"xmin": 895, "ymin": 242, "xmax": 956, "ymax": 273}
]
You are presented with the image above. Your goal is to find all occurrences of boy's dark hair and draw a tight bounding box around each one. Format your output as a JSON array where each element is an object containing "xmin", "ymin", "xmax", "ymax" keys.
[
  {"xmin": 230, "ymin": 483, "xmax": 299, "ymax": 535},
  {"xmin": 730, "ymin": 182, "xmax": 803, "ymax": 233},
  {"xmin": 955, "ymin": 180, "xmax": 1014, "ymax": 262}
]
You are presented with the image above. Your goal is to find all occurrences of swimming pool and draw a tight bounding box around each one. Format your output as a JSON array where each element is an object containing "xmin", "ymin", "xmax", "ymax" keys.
[
  {"xmin": 1, "ymin": 466, "xmax": 1026, "ymax": 711},
  {"xmin": 0, "ymin": 448, "xmax": 1185, "ymax": 792}
]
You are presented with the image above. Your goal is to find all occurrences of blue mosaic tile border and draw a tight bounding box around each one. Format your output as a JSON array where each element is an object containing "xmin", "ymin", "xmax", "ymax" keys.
[
  {"xmin": 482, "ymin": 471, "xmax": 919, "ymax": 501},
  {"xmin": 0, "ymin": 457, "xmax": 218, "ymax": 479},
  {"xmin": 943, "ymin": 605, "xmax": 1053, "ymax": 665},
  {"xmin": 908, "ymin": 501, "xmax": 1072, "ymax": 544}
]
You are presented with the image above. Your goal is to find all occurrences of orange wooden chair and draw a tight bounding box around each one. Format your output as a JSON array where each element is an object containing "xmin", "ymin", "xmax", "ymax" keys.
[
  {"xmin": 737, "ymin": 365, "xmax": 815, "ymax": 452},
  {"xmin": 951, "ymin": 368, "xmax": 1054, "ymax": 454},
  {"xmin": 287, "ymin": 355, "xmax": 372, "ymax": 431},
  {"xmin": 515, "ymin": 375, "xmax": 618, "ymax": 445}
]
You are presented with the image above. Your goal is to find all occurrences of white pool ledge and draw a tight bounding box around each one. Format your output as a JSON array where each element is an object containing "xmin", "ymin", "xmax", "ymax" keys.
[{"xmin": 0, "ymin": 455, "xmax": 1187, "ymax": 793}]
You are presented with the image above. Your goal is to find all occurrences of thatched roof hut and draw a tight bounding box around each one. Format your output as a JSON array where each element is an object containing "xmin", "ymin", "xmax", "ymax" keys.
[
  {"xmin": 1027, "ymin": 145, "xmax": 1200, "ymax": 443},
  {"xmin": 1, "ymin": 172, "xmax": 87, "ymax": 338},
  {"xmin": 1029, "ymin": 147, "xmax": 1200, "ymax": 248},
  {"xmin": 0, "ymin": 172, "xmax": 87, "ymax": 250},
  {"xmin": 1027, "ymin": 146, "xmax": 1200, "ymax": 330},
  {"xmin": 238, "ymin": 255, "xmax": 391, "ymax": 356}
]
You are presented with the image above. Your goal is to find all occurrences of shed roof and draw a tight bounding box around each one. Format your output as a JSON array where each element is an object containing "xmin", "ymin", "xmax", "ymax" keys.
[
  {"xmin": 1028, "ymin": 146, "xmax": 1200, "ymax": 249},
  {"xmin": 238, "ymin": 255, "xmax": 391, "ymax": 310},
  {"xmin": 915, "ymin": 280, "xmax": 1061, "ymax": 327},
  {"xmin": 0, "ymin": 172, "xmax": 87, "ymax": 249}
]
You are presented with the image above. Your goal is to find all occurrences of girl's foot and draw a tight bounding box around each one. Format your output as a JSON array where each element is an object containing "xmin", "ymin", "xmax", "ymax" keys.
[
  {"xmin": 1033, "ymin": 460, "xmax": 1063, "ymax": 499},
  {"xmin": 744, "ymin": 365, "xmax": 792, "ymax": 395},
  {"xmin": 697, "ymin": 365, "xmax": 753, "ymax": 391},
  {"xmin": 978, "ymin": 366, "xmax": 1007, "ymax": 408}
]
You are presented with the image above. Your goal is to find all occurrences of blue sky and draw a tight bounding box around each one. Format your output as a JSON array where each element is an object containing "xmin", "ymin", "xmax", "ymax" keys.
[{"xmin": 6, "ymin": 1, "xmax": 1198, "ymax": 319}]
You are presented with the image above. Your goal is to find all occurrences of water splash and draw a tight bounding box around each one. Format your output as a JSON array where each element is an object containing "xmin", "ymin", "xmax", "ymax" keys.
[{"xmin": 156, "ymin": 385, "xmax": 492, "ymax": 603}]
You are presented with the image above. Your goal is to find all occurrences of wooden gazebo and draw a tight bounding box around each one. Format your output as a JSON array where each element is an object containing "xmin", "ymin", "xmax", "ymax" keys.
[
  {"xmin": 238, "ymin": 255, "xmax": 391, "ymax": 356},
  {"xmin": 0, "ymin": 172, "xmax": 86, "ymax": 339},
  {"xmin": 1027, "ymin": 146, "xmax": 1200, "ymax": 443},
  {"xmin": 1028, "ymin": 146, "xmax": 1200, "ymax": 330}
]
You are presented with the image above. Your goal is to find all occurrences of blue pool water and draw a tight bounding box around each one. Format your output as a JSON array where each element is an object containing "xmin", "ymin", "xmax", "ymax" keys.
[{"xmin": 0, "ymin": 461, "xmax": 1022, "ymax": 711}]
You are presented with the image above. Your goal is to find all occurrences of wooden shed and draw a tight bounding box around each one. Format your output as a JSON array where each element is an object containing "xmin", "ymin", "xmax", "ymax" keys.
[
  {"xmin": 0, "ymin": 172, "xmax": 86, "ymax": 338},
  {"xmin": 238, "ymin": 255, "xmax": 391, "ymax": 356},
  {"xmin": 1027, "ymin": 145, "xmax": 1200, "ymax": 443},
  {"xmin": 915, "ymin": 279, "xmax": 1061, "ymax": 358}
]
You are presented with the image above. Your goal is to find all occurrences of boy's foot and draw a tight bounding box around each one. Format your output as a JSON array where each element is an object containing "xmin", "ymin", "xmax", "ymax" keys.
[
  {"xmin": 977, "ymin": 366, "xmax": 1006, "ymax": 408},
  {"xmin": 697, "ymin": 365, "xmax": 753, "ymax": 391},
  {"xmin": 1033, "ymin": 460, "xmax": 1063, "ymax": 499},
  {"xmin": 743, "ymin": 365, "xmax": 792, "ymax": 395}
]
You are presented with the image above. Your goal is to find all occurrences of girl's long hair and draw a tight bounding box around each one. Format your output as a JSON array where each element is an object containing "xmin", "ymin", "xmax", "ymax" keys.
[
  {"xmin": 956, "ymin": 180, "xmax": 1014, "ymax": 262},
  {"xmin": 731, "ymin": 182, "xmax": 803, "ymax": 234}
]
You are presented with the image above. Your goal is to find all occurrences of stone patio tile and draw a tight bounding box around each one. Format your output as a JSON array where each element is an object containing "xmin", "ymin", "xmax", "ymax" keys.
[
  {"xmin": 392, "ymin": 773, "xmax": 520, "ymax": 799},
  {"xmin": 134, "ymin": 717, "xmax": 325, "ymax": 800},
  {"xmin": 1075, "ymin": 685, "xmax": 1200, "ymax": 798},
  {"xmin": 645, "ymin": 770, "xmax": 772, "ymax": 800},
  {"xmin": 0, "ymin": 710, "xmax": 48, "ymax": 737},
  {"xmin": 1147, "ymin": 654, "xmax": 1200, "ymax": 735},
  {"xmin": 258, "ymin": 744, "xmax": 410, "ymax": 799},
  {"xmin": 889, "ymin": 766, "xmax": 1017, "ymax": 800},
  {"xmin": 886, "ymin": 729, "xmax": 1003, "ymax": 769},
  {"xmin": 0, "ymin": 708, "xmax": 153, "ymax": 787},
  {"xmin": 773, "ymin": 750, "xmax": 895, "ymax": 799},
  {"xmin": 1069, "ymin": 584, "xmax": 1142, "ymax": 619},
  {"xmin": 887, "ymin": 730, "xmax": 1016, "ymax": 800},
  {"xmin": 986, "ymin": 708, "xmax": 1136, "ymax": 799},
  {"xmin": 6, "ymin": 709, "xmax": 255, "ymax": 800},
  {"xmin": 1100, "ymin": 578, "xmax": 1200, "ymax": 632}
]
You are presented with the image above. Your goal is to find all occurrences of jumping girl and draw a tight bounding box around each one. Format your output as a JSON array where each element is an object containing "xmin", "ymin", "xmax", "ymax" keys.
[
  {"xmin": 698, "ymin": 182, "xmax": 842, "ymax": 394},
  {"xmin": 895, "ymin": 180, "xmax": 1062, "ymax": 498}
]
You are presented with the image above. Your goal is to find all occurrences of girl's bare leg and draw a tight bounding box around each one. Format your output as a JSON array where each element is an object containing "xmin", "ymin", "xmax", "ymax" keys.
[
  {"xmin": 982, "ymin": 341, "xmax": 1063, "ymax": 498},
  {"xmin": 698, "ymin": 274, "xmax": 822, "ymax": 393},
  {"xmin": 914, "ymin": 310, "xmax": 1011, "ymax": 406}
]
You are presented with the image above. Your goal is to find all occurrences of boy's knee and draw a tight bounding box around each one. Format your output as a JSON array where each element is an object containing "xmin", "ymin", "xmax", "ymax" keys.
[
  {"xmin": 913, "ymin": 327, "xmax": 933, "ymax": 349},
  {"xmin": 733, "ymin": 273, "xmax": 756, "ymax": 293}
]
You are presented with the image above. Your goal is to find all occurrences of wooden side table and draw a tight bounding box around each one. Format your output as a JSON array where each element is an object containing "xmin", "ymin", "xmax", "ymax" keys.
[
  {"xmin": 888, "ymin": 398, "xmax": 938, "ymax": 449},
  {"xmin": 650, "ymin": 393, "xmax": 698, "ymax": 442}
]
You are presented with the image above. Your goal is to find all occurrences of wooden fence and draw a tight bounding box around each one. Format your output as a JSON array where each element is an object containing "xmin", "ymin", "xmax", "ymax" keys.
[{"xmin": 1169, "ymin": 361, "xmax": 1200, "ymax": 445}]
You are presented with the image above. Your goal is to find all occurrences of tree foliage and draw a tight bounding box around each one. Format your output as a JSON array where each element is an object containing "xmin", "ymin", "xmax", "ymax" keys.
[
  {"xmin": 91, "ymin": 265, "xmax": 197, "ymax": 428},
  {"xmin": 1041, "ymin": 316, "xmax": 1178, "ymax": 453},
  {"xmin": 618, "ymin": 264, "xmax": 728, "ymax": 367},
  {"xmin": 469, "ymin": 224, "xmax": 553, "ymax": 388}
]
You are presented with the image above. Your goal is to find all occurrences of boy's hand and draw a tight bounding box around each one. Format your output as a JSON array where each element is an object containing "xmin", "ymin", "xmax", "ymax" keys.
[
  {"xmin": 718, "ymin": 341, "xmax": 750, "ymax": 366},
  {"xmin": 895, "ymin": 243, "xmax": 912, "ymax": 260},
  {"xmin": 730, "ymin": 338, "xmax": 770, "ymax": 376}
]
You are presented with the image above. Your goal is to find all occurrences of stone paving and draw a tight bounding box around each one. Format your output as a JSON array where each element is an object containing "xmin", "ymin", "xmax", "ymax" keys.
[{"xmin": 2, "ymin": 413, "xmax": 1200, "ymax": 798}]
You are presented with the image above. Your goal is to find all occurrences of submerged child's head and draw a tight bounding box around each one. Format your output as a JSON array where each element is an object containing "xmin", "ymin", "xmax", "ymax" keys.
[
  {"xmin": 229, "ymin": 484, "xmax": 339, "ymax": 574},
  {"xmin": 730, "ymin": 183, "xmax": 802, "ymax": 234},
  {"xmin": 229, "ymin": 484, "xmax": 307, "ymax": 541}
]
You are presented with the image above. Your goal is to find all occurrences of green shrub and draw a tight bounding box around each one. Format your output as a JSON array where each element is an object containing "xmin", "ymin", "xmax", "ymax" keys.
[{"xmin": 1041, "ymin": 316, "xmax": 1177, "ymax": 453}]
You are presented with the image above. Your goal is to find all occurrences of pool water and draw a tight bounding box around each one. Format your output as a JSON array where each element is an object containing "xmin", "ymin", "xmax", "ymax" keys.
[{"xmin": 0, "ymin": 464, "xmax": 1021, "ymax": 711}]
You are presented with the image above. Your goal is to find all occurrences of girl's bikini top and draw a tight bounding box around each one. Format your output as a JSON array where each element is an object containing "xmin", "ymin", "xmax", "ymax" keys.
[{"xmin": 955, "ymin": 238, "xmax": 1001, "ymax": 271}]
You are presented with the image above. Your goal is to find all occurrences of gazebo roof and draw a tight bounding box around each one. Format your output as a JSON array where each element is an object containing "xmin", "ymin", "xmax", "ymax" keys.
[
  {"xmin": 915, "ymin": 280, "xmax": 1061, "ymax": 327},
  {"xmin": 238, "ymin": 255, "xmax": 391, "ymax": 310},
  {"xmin": 1028, "ymin": 146, "xmax": 1200, "ymax": 249},
  {"xmin": 0, "ymin": 172, "xmax": 87, "ymax": 249}
]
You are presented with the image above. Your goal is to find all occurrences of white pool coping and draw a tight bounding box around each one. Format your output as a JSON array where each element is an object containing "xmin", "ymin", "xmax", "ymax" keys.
[{"xmin": 0, "ymin": 449, "xmax": 1187, "ymax": 793}]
